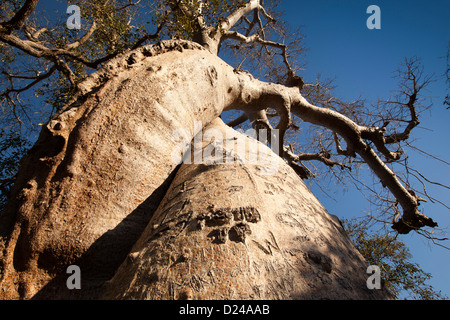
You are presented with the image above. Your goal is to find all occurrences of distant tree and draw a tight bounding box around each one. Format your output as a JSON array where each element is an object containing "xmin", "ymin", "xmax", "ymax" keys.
[{"xmin": 343, "ymin": 218, "xmax": 448, "ymax": 300}]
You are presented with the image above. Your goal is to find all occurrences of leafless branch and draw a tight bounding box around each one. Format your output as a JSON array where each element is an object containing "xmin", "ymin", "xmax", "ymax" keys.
[
  {"xmin": 220, "ymin": 0, "xmax": 270, "ymax": 34},
  {"xmin": 131, "ymin": 19, "xmax": 167, "ymax": 50},
  {"xmin": 23, "ymin": 26, "xmax": 48, "ymax": 41},
  {"xmin": 116, "ymin": 0, "xmax": 142, "ymax": 12},
  {"xmin": 1, "ymin": 64, "xmax": 57, "ymax": 96},
  {"xmin": 65, "ymin": 21, "xmax": 98, "ymax": 50},
  {"xmin": 226, "ymin": 113, "xmax": 248, "ymax": 127},
  {"xmin": 405, "ymin": 140, "xmax": 450, "ymax": 166},
  {"xmin": 333, "ymin": 132, "xmax": 356, "ymax": 157},
  {"xmin": 231, "ymin": 71, "xmax": 439, "ymax": 234},
  {"xmin": 221, "ymin": 30, "xmax": 296, "ymax": 84},
  {"xmin": 284, "ymin": 147, "xmax": 351, "ymax": 172}
]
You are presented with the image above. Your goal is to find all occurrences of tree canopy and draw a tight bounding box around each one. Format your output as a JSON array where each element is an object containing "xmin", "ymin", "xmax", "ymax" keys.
[{"xmin": 343, "ymin": 218, "xmax": 447, "ymax": 300}]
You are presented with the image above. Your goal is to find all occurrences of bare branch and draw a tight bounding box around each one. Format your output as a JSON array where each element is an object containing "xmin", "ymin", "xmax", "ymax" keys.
[
  {"xmin": 416, "ymin": 229, "xmax": 450, "ymax": 250},
  {"xmin": 23, "ymin": 26, "xmax": 48, "ymax": 41},
  {"xmin": 383, "ymin": 95, "xmax": 420, "ymax": 144},
  {"xmin": 0, "ymin": 0, "xmax": 39, "ymax": 33},
  {"xmin": 288, "ymin": 160, "xmax": 312, "ymax": 179},
  {"xmin": 247, "ymin": 109, "xmax": 272, "ymax": 128},
  {"xmin": 220, "ymin": 0, "xmax": 262, "ymax": 33},
  {"xmin": 284, "ymin": 147, "xmax": 351, "ymax": 171},
  {"xmin": 116, "ymin": 0, "xmax": 142, "ymax": 11},
  {"xmin": 243, "ymin": 9, "xmax": 259, "ymax": 37},
  {"xmin": 0, "ymin": 31, "xmax": 94, "ymax": 66},
  {"xmin": 230, "ymin": 73, "xmax": 438, "ymax": 234},
  {"xmin": 0, "ymin": 16, "xmax": 163, "ymax": 74},
  {"xmin": 221, "ymin": 30, "xmax": 298, "ymax": 86},
  {"xmin": 360, "ymin": 126, "xmax": 403, "ymax": 161},
  {"xmin": 291, "ymin": 97, "xmax": 438, "ymax": 233},
  {"xmin": 131, "ymin": 18, "xmax": 167, "ymax": 50},
  {"xmin": 226, "ymin": 113, "xmax": 248, "ymax": 127},
  {"xmin": 65, "ymin": 21, "xmax": 98, "ymax": 50},
  {"xmin": 53, "ymin": 57, "xmax": 76, "ymax": 85},
  {"xmin": 345, "ymin": 59, "xmax": 432, "ymax": 163},
  {"xmin": 333, "ymin": 132, "xmax": 356, "ymax": 157},
  {"xmin": 1, "ymin": 65, "xmax": 57, "ymax": 96},
  {"xmin": 405, "ymin": 140, "xmax": 450, "ymax": 166}
]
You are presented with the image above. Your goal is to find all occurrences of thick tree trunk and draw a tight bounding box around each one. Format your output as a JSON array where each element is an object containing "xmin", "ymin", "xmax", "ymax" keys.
[
  {"xmin": 0, "ymin": 40, "xmax": 239, "ymax": 299},
  {"xmin": 101, "ymin": 118, "xmax": 390, "ymax": 300},
  {"xmin": 0, "ymin": 40, "xmax": 391, "ymax": 299}
]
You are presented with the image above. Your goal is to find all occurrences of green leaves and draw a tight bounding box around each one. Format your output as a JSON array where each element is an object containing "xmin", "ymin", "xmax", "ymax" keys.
[
  {"xmin": 343, "ymin": 218, "xmax": 447, "ymax": 300},
  {"xmin": 155, "ymin": 0, "xmax": 248, "ymax": 40},
  {"xmin": 0, "ymin": 128, "xmax": 30, "ymax": 212},
  {"xmin": 66, "ymin": 0, "xmax": 140, "ymax": 58}
]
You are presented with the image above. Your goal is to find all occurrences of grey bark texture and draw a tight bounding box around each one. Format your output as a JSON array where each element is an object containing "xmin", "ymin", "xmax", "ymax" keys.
[
  {"xmin": 0, "ymin": 40, "xmax": 391, "ymax": 299},
  {"xmin": 102, "ymin": 118, "xmax": 390, "ymax": 300}
]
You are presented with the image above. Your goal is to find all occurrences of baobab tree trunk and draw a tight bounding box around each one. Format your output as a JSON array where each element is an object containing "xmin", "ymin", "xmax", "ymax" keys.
[
  {"xmin": 101, "ymin": 118, "xmax": 390, "ymax": 300},
  {"xmin": 0, "ymin": 40, "xmax": 237, "ymax": 299},
  {"xmin": 0, "ymin": 40, "xmax": 390, "ymax": 299}
]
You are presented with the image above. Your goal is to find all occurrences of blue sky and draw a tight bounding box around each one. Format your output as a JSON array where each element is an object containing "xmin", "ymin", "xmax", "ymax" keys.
[{"xmin": 278, "ymin": 0, "xmax": 450, "ymax": 298}]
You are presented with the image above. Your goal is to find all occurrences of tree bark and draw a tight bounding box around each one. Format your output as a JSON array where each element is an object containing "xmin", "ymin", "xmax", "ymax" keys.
[
  {"xmin": 0, "ymin": 40, "xmax": 391, "ymax": 299},
  {"xmin": 101, "ymin": 118, "xmax": 390, "ymax": 300},
  {"xmin": 0, "ymin": 40, "xmax": 239, "ymax": 299}
]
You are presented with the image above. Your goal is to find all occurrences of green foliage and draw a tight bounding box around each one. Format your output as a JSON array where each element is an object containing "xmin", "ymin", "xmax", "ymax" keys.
[
  {"xmin": 0, "ymin": 129, "xmax": 30, "ymax": 212},
  {"xmin": 342, "ymin": 218, "xmax": 447, "ymax": 300},
  {"xmin": 154, "ymin": 0, "xmax": 248, "ymax": 40},
  {"xmin": 0, "ymin": 42, "xmax": 15, "ymax": 64},
  {"xmin": 0, "ymin": 0, "xmax": 24, "ymax": 22},
  {"xmin": 44, "ymin": 72, "xmax": 79, "ymax": 112},
  {"xmin": 0, "ymin": 1, "xmax": 18, "ymax": 64},
  {"xmin": 71, "ymin": 0, "xmax": 141, "ymax": 56}
]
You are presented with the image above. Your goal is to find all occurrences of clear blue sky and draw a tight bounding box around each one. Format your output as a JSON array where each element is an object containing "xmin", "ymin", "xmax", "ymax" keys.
[{"xmin": 279, "ymin": 0, "xmax": 450, "ymax": 298}]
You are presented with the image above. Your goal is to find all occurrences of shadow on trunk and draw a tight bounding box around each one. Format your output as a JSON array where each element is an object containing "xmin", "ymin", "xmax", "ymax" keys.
[
  {"xmin": 31, "ymin": 165, "xmax": 181, "ymax": 299},
  {"xmin": 99, "ymin": 119, "xmax": 392, "ymax": 300}
]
